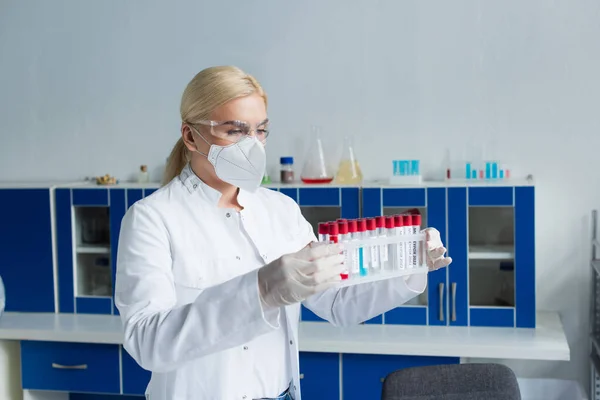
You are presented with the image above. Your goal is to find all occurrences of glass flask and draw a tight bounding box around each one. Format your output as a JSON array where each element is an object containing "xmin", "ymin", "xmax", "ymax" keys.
[
  {"xmin": 334, "ymin": 136, "xmax": 363, "ymax": 184},
  {"xmin": 300, "ymin": 125, "xmax": 334, "ymax": 184}
]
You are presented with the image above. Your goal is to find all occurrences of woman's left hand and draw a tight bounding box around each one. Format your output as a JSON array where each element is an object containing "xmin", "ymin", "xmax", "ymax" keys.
[{"xmin": 422, "ymin": 228, "xmax": 452, "ymax": 271}]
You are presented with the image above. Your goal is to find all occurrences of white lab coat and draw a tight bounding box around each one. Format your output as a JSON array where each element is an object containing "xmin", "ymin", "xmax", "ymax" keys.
[{"xmin": 115, "ymin": 166, "xmax": 426, "ymax": 400}]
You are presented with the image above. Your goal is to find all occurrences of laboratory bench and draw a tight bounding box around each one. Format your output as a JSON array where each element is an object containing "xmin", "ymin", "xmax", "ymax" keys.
[
  {"xmin": 0, "ymin": 311, "xmax": 569, "ymax": 400},
  {"xmin": 0, "ymin": 179, "xmax": 541, "ymax": 399}
]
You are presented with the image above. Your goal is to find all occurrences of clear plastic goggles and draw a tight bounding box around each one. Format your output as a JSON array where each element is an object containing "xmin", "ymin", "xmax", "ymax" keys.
[{"xmin": 195, "ymin": 119, "xmax": 270, "ymax": 144}]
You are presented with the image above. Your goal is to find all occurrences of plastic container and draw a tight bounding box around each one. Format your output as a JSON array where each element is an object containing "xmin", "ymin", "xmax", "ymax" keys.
[
  {"xmin": 280, "ymin": 157, "xmax": 295, "ymax": 183},
  {"xmin": 300, "ymin": 125, "xmax": 334, "ymax": 184},
  {"xmin": 0, "ymin": 275, "xmax": 5, "ymax": 317},
  {"xmin": 334, "ymin": 136, "xmax": 363, "ymax": 184},
  {"xmin": 318, "ymin": 218, "xmax": 428, "ymax": 288}
]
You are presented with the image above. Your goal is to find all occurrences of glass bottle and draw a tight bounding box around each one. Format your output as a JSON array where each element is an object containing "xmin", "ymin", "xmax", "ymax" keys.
[
  {"xmin": 300, "ymin": 125, "xmax": 334, "ymax": 184},
  {"xmin": 138, "ymin": 165, "xmax": 150, "ymax": 183},
  {"xmin": 334, "ymin": 136, "xmax": 363, "ymax": 184}
]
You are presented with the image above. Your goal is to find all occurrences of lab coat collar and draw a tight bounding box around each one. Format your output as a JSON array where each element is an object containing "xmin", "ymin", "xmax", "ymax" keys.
[{"xmin": 179, "ymin": 163, "xmax": 256, "ymax": 209}]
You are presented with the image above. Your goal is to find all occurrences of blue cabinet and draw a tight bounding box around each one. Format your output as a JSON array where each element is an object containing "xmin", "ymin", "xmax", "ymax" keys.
[
  {"xmin": 122, "ymin": 348, "xmax": 151, "ymax": 395},
  {"xmin": 55, "ymin": 186, "xmax": 160, "ymax": 315},
  {"xmin": 342, "ymin": 354, "xmax": 459, "ymax": 400},
  {"xmin": 267, "ymin": 185, "xmax": 361, "ymax": 322},
  {"xmin": 362, "ymin": 187, "xmax": 442, "ymax": 325},
  {"xmin": 0, "ymin": 188, "xmax": 55, "ymax": 312},
  {"xmin": 21, "ymin": 341, "xmax": 120, "ymax": 394},
  {"xmin": 299, "ymin": 352, "xmax": 340, "ymax": 399},
  {"xmin": 447, "ymin": 185, "xmax": 535, "ymax": 328}
]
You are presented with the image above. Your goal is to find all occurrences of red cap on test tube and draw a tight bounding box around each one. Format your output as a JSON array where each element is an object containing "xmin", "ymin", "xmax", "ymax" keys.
[
  {"xmin": 328, "ymin": 221, "xmax": 339, "ymax": 236},
  {"xmin": 385, "ymin": 216, "xmax": 395, "ymax": 229},
  {"xmin": 376, "ymin": 216, "xmax": 386, "ymax": 228},
  {"xmin": 348, "ymin": 219, "xmax": 358, "ymax": 233},
  {"xmin": 402, "ymin": 214, "xmax": 412, "ymax": 227},
  {"xmin": 394, "ymin": 215, "xmax": 404, "ymax": 227},
  {"xmin": 318, "ymin": 223, "xmax": 329, "ymax": 235},
  {"xmin": 338, "ymin": 220, "xmax": 349, "ymax": 235},
  {"xmin": 366, "ymin": 218, "xmax": 377, "ymax": 231},
  {"xmin": 412, "ymin": 215, "xmax": 422, "ymax": 228},
  {"xmin": 357, "ymin": 219, "xmax": 367, "ymax": 232}
]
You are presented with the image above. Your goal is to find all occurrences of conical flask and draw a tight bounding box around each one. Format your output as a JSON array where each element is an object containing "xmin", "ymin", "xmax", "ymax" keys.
[
  {"xmin": 300, "ymin": 125, "xmax": 334, "ymax": 184},
  {"xmin": 335, "ymin": 136, "xmax": 363, "ymax": 184}
]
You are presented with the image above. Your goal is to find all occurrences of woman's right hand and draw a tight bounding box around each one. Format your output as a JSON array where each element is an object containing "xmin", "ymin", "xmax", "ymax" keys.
[{"xmin": 257, "ymin": 243, "xmax": 345, "ymax": 309}]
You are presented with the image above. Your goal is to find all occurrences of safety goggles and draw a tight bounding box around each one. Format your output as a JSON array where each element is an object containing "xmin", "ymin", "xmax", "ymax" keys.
[{"xmin": 193, "ymin": 119, "xmax": 270, "ymax": 144}]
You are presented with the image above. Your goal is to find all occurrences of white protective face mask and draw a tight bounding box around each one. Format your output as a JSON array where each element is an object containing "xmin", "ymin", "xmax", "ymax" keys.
[{"xmin": 192, "ymin": 128, "xmax": 266, "ymax": 192}]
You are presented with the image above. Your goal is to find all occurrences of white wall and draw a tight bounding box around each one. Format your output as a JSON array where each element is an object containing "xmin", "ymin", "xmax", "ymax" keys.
[{"xmin": 1, "ymin": 0, "xmax": 599, "ymax": 393}]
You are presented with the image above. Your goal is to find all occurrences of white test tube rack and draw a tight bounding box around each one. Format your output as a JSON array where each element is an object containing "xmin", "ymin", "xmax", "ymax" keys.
[{"xmin": 335, "ymin": 233, "xmax": 428, "ymax": 288}]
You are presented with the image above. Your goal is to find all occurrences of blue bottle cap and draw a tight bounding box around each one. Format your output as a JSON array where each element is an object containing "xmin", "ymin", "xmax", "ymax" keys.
[{"xmin": 280, "ymin": 157, "xmax": 294, "ymax": 164}]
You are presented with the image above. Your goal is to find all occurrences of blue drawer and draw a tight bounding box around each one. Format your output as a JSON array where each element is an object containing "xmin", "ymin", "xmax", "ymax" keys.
[{"xmin": 21, "ymin": 341, "xmax": 120, "ymax": 393}]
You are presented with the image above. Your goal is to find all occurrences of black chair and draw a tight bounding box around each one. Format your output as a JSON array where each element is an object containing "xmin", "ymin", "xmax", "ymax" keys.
[{"xmin": 381, "ymin": 363, "xmax": 521, "ymax": 400}]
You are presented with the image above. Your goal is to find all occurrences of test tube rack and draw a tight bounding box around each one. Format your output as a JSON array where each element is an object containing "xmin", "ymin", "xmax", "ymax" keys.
[{"xmin": 336, "ymin": 233, "xmax": 428, "ymax": 288}]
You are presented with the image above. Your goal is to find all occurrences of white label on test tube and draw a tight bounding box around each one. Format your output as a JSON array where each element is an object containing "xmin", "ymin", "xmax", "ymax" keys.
[
  {"xmin": 385, "ymin": 217, "xmax": 396, "ymax": 271},
  {"xmin": 377, "ymin": 217, "xmax": 388, "ymax": 265},
  {"xmin": 367, "ymin": 219, "xmax": 380, "ymax": 271},
  {"xmin": 348, "ymin": 220, "xmax": 360, "ymax": 276},
  {"xmin": 394, "ymin": 216, "xmax": 405, "ymax": 270}
]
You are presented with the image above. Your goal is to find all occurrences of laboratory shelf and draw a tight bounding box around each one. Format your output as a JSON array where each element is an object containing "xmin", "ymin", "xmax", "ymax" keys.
[
  {"xmin": 76, "ymin": 245, "xmax": 110, "ymax": 254},
  {"xmin": 468, "ymin": 245, "xmax": 514, "ymax": 260}
]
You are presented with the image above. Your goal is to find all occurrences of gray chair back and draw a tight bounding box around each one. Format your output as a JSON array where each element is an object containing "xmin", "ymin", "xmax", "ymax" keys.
[{"xmin": 381, "ymin": 363, "xmax": 521, "ymax": 400}]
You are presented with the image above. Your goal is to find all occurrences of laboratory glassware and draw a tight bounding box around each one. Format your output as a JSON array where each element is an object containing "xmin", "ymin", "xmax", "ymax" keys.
[
  {"xmin": 318, "ymin": 222, "xmax": 329, "ymax": 242},
  {"xmin": 357, "ymin": 219, "xmax": 368, "ymax": 276},
  {"xmin": 300, "ymin": 125, "xmax": 334, "ymax": 184},
  {"xmin": 280, "ymin": 157, "xmax": 294, "ymax": 183},
  {"xmin": 316, "ymin": 216, "xmax": 428, "ymax": 288},
  {"xmin": 366, "ymin": 218, "xmax": 380, "ymax": 272},
  {"xmin": 334, "ymin": 136, "xmax": 363, "ymax": 184}
]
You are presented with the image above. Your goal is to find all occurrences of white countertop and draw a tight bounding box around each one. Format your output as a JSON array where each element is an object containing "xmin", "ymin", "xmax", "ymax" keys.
[{"xmin": 0, "ymin": 311, "xmax": 569, "ymax": 361}]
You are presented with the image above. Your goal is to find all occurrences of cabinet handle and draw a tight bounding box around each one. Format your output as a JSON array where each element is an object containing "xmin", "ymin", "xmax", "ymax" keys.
[
  {"xmin": 299, "ymin": 373, "xmax": 304, "ymax": 379},
  {"xmin": 438, "ymin": 283, "xmax": 445, "ymax": 321},
  {"xmin": 451, "ymin": 282, "xmax": 457, "ymax": 322},
  {"xmin": 51, "ymin": 363, "xmax": 88, "ymax": 370}
]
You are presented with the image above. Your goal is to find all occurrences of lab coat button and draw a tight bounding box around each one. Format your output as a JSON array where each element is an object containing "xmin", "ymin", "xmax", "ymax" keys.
[
  {"xmin": 289, "ymin": 340, "xmax": 293, "ymax": 345},
  {"xmin": 242, "ymin": 396, "xmax": 247, "ymax": 399},
  {"xmin": 192, "ymin": 184, "xmax": 198, "ymax": 189},
  {"xmin": 226, "ymin": 213, "xmax": 231, "ymax": 218},
  {"xmin": 236, "ymin": 256, "xmax": 241, "ymax": 260},
  {"xmin": 243, "ymin": 346, "xmax": 248, "ymax": 350}
]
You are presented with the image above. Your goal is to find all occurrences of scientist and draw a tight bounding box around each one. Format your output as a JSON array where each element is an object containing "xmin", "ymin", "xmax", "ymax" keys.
[{"xmin": 115, "ymin": 66, "xmax": 452, "ymax": 400}]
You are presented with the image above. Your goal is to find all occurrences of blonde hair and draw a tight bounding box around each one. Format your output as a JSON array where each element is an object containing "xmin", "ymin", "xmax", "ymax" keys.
[{"xmin": 162, "ymin": 66, "xmax": 267, "ymax": 185}]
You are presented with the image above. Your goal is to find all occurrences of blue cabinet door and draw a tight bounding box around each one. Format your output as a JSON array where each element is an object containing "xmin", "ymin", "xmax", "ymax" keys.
[
  {"xmin": 55, "ymin": 187, "xmax": 128, "ymax": 315},
  {"xmin": 362, "ymin": 187, "xmax": 428, "ymax": 325},
  {"xmin": 515, "ymin": 186, "xmax": 535, "ymax": 328},
  {"xmin": 21, "ymin": 341, "xmax": 120, "ymax": 393},
  {"xmin": 122, "ymin": 348, "xmax": 151, "ymax": 395},
  {"xmin": 296, "ymin": 186, "xmax": 360, "ymax": 322},
  {"xmin": 447, "ymin": 188, "xmax": 468, "ymax": 326},
  {"xmin": 342, "ymin": 354, "xmax": 459, "ymax": 400},
  {"xmin": 299, "ymin": 352, "xmax": 340, "ymax": 399},
  {"xmin": 426, "ymin": 188, "xmax": 448, "ymax": 326},
  {"xmin": 0, "ymin": 189, "xmax": 55, "ymax": 312}
]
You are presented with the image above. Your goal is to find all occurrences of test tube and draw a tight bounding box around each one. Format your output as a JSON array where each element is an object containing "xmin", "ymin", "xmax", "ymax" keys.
[
  {"xmin": 337, "ymin": 220, "xmax": 350, "ymax": 280},
  {"xmin": 402, "ymin": 215, "xmax": 413, "ymax": 268},
  {"xmin": 376, "ymin": 216, "xmax": 388, "ymax": 269},
  {"xmin": 394, "ymin": 215, "xmax": 406, "ymax": 269},
  {"xmin": 385, "ymin": 216, "xmax": 396, "ymax": 270},
  {"xmin": 318, "ymin": 222, "xmax": 329, "ymax": 242},
  {"xmin": 412, "ymin": 215, "xmax": 423, "ymax": 267},
  {"xmin": 348, "ymin": 220, "xmax": 360, "ymax": 277},
  {"xmin": 357, "ymin": 219, "xmax": 368, "ymax": 276},
  {"xmin": 366, "ymin": 218, "xmax": 380, "ymax": 272}
]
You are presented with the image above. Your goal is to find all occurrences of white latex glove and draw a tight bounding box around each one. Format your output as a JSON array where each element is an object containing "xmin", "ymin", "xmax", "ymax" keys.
[
  {"xmin": 258, "ymin": 243, "xmax": 345, "ymax": 309},
  {"xmin": 422, "ymin": 228, "xmax": 452, "ymax": 271}
]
